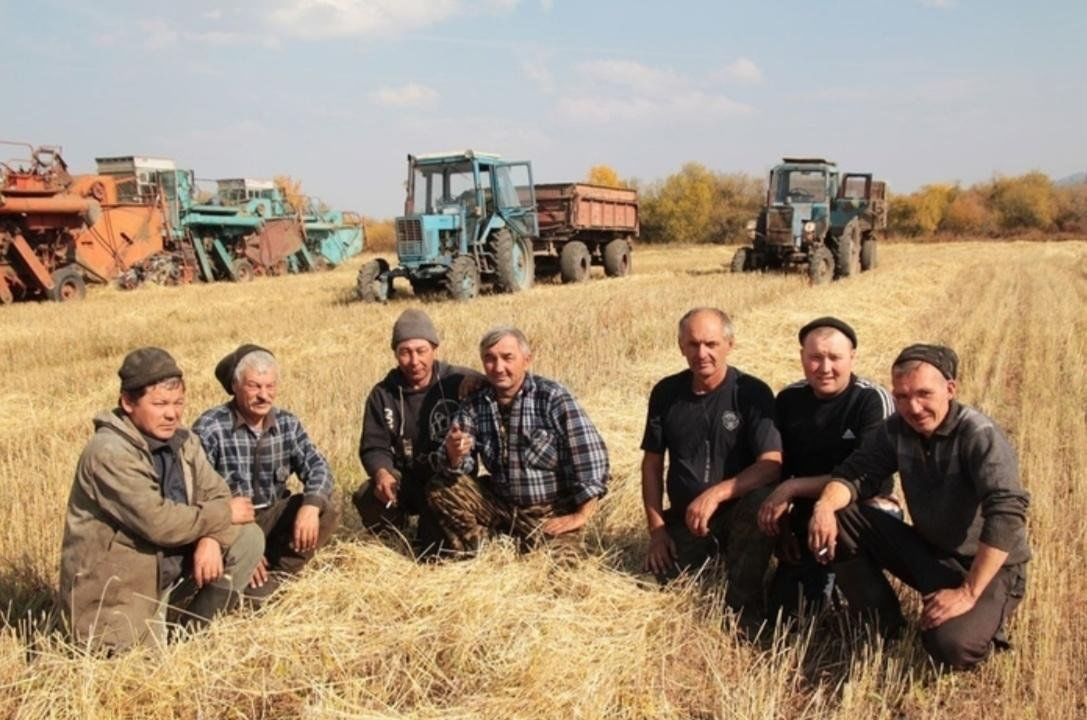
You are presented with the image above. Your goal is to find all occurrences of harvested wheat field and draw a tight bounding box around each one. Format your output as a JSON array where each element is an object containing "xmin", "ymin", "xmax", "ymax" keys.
[{"xmin": 0, "ymin": 241, "xmax": 1085, "ymax": 719}]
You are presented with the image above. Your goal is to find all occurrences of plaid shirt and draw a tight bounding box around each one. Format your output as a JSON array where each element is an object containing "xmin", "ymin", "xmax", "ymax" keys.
[
  {"xmin": 448, "ymin": 373, "xmax": 609, "ymax": 507},
  {"xmin": 193, "ymin": 403, "xmax": 334, "ymax": 511}
]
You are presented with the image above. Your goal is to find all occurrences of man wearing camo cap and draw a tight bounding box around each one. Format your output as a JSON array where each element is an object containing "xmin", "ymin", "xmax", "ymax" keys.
[{"xmin": 807, "ymin": 343, "xmax": 1031, "ymax": 670}]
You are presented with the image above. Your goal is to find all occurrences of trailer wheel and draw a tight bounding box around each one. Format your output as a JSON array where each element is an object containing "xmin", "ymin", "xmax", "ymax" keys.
[
  {"xmin": 49, "ymin": 266, "xmax": 86, "ymax": 302},
  {"xmin": 835, "ymin": 220, "xmax": 862, "ymax": 278},
  {"xmin": 494, "ymin": 229, "xmax": 535, "ymax": 293},
  {"xmin": 860, "ymin": 235, "xmax": 879, "ymax": 271},
  {"xmin": 603, "ymin": 239, "xmax": 632, "ymax": 277},
  {"xmin": 446, "ymin": 256, "xmax": 480, "ymax": 301},
  {"xmin": 357, "ymin": 259, "xmax": 390, "ymax": 302},
  {"xmin": 560, "ymin": 241, "xmax": 591, "ymax": 283},
  {"xmin": 808, "ymin": 246, "xmax": 834, "ymax": 286},
  {"xmin": 232, "ymin": 259, "xmax": 255, "ymax": 282},
  {"xmin": 730, "ymin": 247, "xmax": 751, "ymax": 273}
]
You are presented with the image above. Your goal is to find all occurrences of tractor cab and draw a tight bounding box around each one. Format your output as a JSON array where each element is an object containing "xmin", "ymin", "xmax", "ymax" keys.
[
  {"xmin": 763, "ymin": 158, "xmax": 838, "ymax": 250},
  {"xmin": 397, "ymin": 150, "xmax": 537, "ymax": 269}
]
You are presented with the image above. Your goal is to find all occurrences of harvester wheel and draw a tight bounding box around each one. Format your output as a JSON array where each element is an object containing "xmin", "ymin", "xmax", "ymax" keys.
[
  {"xmin": 860, "ymin": 236, "xmax": 879, "ymax": 271},
  {"xmin": 559, "ymin": 241, "xmax": 591, "ymax": 283},
  {"xmin": 603, "ymin": 238, "xmax": 632, "ymax": 277},
  {"xmin": 49, "ymin": 266, "xmax": 87, "ymax": 302},
  {"xmin": 232, "ymin": 259, "xmax": 255, "ymax": 282},
  {"xmin": 446, "ymin": 256, "xmax": 480, "ymax": 301},
  {"xmin": 356, "ymin": 259, "xmax": 390, "ymax": 303},
  {"xmin": 494, "ymin": 229, "xmax": 535, "ymax": 293},
  {"xmin": 730, "ymin": 247, "xmax": 751, "ymax": 273},
  {"xmin": 835, "ymin": 220, "xmax": 862, "ymax": 278},
  {"xmin": 808, "ymin": 246, "xmax": 834, "ymax": 286}
]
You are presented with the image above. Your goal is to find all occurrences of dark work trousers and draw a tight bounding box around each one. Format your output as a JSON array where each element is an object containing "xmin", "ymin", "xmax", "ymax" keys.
[
  {"xmin": 424, "ymin": 473, "xmax": 584, "ymax": 558},
  {"xmin": 246, "ymin": 492, "xmax": 340, "ymax": 600},
  {"xmin": 657, "ymin": 485, "xmax": 775, "ymax": 623},
  {"xmin": 833, "ymin": 503, "xmax": 1027, "ymax": 669},
  {"xmin": 352, "ymin": 470, "xmax": 445, "ymax": 558}
]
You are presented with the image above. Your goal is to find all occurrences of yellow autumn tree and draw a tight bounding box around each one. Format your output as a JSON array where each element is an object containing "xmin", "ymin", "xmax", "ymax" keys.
[{"xmin": 586, "ymin": 165, "xmax": 627, "ymax": 188}]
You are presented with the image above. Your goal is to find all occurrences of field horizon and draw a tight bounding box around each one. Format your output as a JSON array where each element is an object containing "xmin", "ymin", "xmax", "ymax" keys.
[{"xmin": 0, "ymin": 240, "xmax": 1084, "ymax": 719}]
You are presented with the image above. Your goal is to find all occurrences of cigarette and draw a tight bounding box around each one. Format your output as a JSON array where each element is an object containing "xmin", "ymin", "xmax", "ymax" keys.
[
  {"xmin": 385, "ymin": 500, "xmax": 394, "ymax": 509},
  {"xmin": 816, "ymin": 547, "xmax": 830, "ymax": 558}
]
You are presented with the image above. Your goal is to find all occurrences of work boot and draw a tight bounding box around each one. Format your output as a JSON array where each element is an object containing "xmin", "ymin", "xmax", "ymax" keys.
[{"xmin": 183, "ymin": 583, "xmax": 239, "ymax": 630}]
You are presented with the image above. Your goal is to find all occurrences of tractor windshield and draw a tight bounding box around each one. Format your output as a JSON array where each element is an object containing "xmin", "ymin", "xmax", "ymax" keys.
[
  {"xmin": 771, "ymin": 169, "xmax": 828, "ymax": 204},
  {"xmin": 411, "ymin": 161, "xmax": 478, "ymax": 213}
]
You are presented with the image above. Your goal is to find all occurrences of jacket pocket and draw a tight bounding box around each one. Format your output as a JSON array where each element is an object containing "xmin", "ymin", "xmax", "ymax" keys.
[{"xmin": 524, "ymin": 428, "xmax": 559, "ymax": 470}]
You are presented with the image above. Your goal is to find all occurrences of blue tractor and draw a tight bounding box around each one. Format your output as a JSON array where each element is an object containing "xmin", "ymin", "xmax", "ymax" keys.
[
  {"xmin": 356, "ymin": 150, "xmax": 536, "ymax": 301},
  {"xmin": 733, "ymin": 158, "xmax": 886, "ymax": 284}
]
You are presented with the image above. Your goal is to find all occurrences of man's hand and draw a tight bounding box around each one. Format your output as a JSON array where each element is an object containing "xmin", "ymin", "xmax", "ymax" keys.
[
  {"xmin": 686, "ymin": 482, "xmax": 732, "ymax": 537},
  {"xmin": 374, "ymin": 469, "xmax": 399, "ymax": 507},
  {"xmin": 807, "ymin": 501, "xmax": 839, "ymax": 564},
  {"xmin": 249, "ymin": 555, "xmax": 269, "ymax": 589},
  {"xmin": 292, "ymin": 505, "xmax": 321, "ymax": 553},
  {"xmin": 444, "ymin": 421, "xmax": 473, "ymax": 467},
  {"xmin": 757, "ymin": 484, "xmax": 793, "ymax": 536},
  {"xmin": 541, "ymin": 512, "xmax": 587, "ymax": 536},
  {"xmin": 230, "ymin": 496, "xmax": 255, "ymax": 524},
  {"xmin": 192, "ymin": 537, "xmax": 223, "ymax": 588},
  {"xmin": 921, "ymin": 586, "xmax": 978, "ymax": 630},
  {"xmin": 644, "ymin": 526, "xmax": 678, "ymax": 575}
]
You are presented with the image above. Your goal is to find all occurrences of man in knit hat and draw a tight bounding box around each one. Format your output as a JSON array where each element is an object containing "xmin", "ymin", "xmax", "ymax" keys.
[
  {"xmin": 353, "ymin": 308, "xmax": 483, "ymax": 556},
  {"xmin": 757, "ymin": 317, "xmax": 900, "ymax": 621},
  {"xmin": 60, "ymin": 347, "xmax": 264, "ymax": 652},
  {"xmin": 807, "ymin": 343, "xmax": 1030, "ymax": 669},
  {"xmin": 194, "ymin": 345, "xmax": 339, "ymax": 601}
]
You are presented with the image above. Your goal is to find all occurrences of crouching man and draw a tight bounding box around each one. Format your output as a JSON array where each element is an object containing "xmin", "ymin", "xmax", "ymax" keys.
[
  {"xmin": 60, "ymin": 347, "xmax": 263, "ymax": 652},
  {"xmin": 427, "ymin": 326, "xmax": 609, "ymax": 554},
  {"xmin": 808, "ymin": 344, "xmax": 1030, "ymax": 669},
  {"xmin": 194, "ymin": 345, "xmax": 340, "ymax": 602}
]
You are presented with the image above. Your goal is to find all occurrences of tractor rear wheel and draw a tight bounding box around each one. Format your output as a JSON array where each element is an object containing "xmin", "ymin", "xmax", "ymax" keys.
[
  {"xmin": 232, "ymin": 259, "xmax": 255, "ymax": 282},
  {"xmin": 603, "ymin": 238, "xmax": 632, "ymax": 277},
  {"xmin": 808, "ymin": 246, "xmax": 834, "ymax": 285},
  {"xmin": 730, "ymin": 247, "xmax": 751, "ymax": 273},
  {"xmin": 559, "ymin": 241, "xmax": 591, "ymax": 283},
  {"xmin": 50, "ymin": 266, "xmax": 86, "ymax": 302},
  {"xmin": 860, "ymin": 235, "xmax": 879, "ymax": 271},
  {"xmin": 356, "ymin": 259, "xmax": 390, "ymax": 302},
  {"xmin": 494, "ymin": 229, "xmax": 534, "ymax": 293},
  {"xmin": 446, "ymin": 256, "xmax": 480, "ymax": 301}
]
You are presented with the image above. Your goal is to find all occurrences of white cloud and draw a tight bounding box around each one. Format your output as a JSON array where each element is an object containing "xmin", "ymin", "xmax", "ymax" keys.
[
  {"xmin": 555, "ymin": 59, "xmax": 751, "ymax": 126},
  {"xmin": 370, "ymin": 82, "xmax": 439, "ymax": 108},
  {"xmin": 721, "ymin": 57, "xmax": 763, "ymax": 85},
  {"xmin": 267, "ymin": 0, "xmax": 458, "ymax": 38}
]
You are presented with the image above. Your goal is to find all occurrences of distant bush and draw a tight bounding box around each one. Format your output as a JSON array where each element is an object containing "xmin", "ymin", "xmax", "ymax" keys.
[{"xmin": 639, "ymin": 162, "xmax": 764, "ymax": 244}]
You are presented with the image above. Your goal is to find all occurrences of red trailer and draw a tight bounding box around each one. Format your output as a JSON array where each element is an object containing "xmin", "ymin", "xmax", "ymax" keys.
[{"xmin": 533, "ymin": 183, "xmax": 638, "ymax": 282}]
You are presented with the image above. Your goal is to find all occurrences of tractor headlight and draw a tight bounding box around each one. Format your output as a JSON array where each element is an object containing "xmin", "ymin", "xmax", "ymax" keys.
[
  {"xmin": 803, "ymin": 221, "xmax": 816, "ymax": 238},
  {"xmin": 745, "ymin": 219, "xmax": 757, "ymax": 240}
]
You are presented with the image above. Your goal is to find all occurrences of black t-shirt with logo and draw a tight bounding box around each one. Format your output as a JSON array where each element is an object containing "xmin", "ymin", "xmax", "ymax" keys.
[
  {"xmin": 641, "ymin": 366, "xmax": 781, "ymax": 512},
  {"xmin": 774, "ymin": 375, "xmax": 894, "ymax": 495}
]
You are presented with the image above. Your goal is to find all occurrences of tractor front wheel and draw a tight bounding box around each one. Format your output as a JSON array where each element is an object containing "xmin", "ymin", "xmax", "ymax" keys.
[
  {"xmin": 730, "ymin": 247, "xmax": 751, "ymax": 273},
  {"xmin": 356, "ymin": 259, "xmax": 390, "ymax": 302},
  {"xmin": 446, "ymin": 256, "xmax": 480, "ymax": 301},
  {"xmin": 50, "ymin": 265, "xmax": 86, "ymax": 302},
  {"xmin": 808, "ymin": 246, "xmax": 834, "ymax": 285}
]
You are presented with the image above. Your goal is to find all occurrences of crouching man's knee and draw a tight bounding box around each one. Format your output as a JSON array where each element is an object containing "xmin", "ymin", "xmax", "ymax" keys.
[
  {"xmin": 224, "ymin": 523, "xmax": 265, "ymax": 592},
  {"xmin": 922, "ymin": 623, "xmax": 992, "ymax": 670}
]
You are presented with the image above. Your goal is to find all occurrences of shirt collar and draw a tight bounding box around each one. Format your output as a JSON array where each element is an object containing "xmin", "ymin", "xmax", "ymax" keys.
[
  {"xmin": 230, "ymin": 403, "xmax": 278, "ymax": 433},
  {"xmin": 932, "ymin": 399, "xmax": 963, "ymax": 437}
]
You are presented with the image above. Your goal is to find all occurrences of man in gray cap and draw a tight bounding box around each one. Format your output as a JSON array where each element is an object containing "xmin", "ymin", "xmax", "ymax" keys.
[
  {"xmin": 807, "ymin": 343, "xmax": 1030, "ymax": 669},
  {"xmin": 60, "ymin": 347, "xmax": 264, "ymax": 652},
  {"xmin": 353, "ymin": 308, "xmax": 483, "ymax": 556},
  {"xmin": 194, "ymin": 345, "xmax": 338, "ymax": 600},
  {"xmin": 757, "ymin": 316, "xmax": 899, "ymax": 620}
]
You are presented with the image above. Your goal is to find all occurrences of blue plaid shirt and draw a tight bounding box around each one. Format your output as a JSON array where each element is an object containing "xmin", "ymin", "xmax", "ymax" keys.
[
  {"xmin": 193, "ymin": 403, "xmax": 334, "ymax": 511},
  {"xmin": 448, "ymin": 373, "xmax": 609, "ymax": 507}
]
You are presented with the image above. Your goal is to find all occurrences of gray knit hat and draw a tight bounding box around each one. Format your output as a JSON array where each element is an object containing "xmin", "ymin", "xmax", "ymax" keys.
[
  {"xmin": 118, "ymin": 347, "xmax": 183, "ymax": 392},
  {"xmin": 391, "ymin": 308, "xmax": 439, "ymax": 349}
]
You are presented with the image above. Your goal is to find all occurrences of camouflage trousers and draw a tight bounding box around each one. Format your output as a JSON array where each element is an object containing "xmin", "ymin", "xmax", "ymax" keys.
[
  {"xmin": 658, "ymin": 485, "xmax": 774, "ymax": 619},
  {"xmin": 425, "ymin": 474, "xmax": 582, "ymax": 556}
]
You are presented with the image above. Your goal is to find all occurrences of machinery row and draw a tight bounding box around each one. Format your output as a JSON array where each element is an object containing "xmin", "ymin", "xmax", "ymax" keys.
[{"xmin": 0, "ymin": 142, "xmax": 364, "ymax": 304}]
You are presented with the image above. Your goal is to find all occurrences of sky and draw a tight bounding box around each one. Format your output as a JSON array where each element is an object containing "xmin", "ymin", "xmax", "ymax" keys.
[{"xmin": 2, "ymin": 0, "xmax": 1084, "ymax": 216}]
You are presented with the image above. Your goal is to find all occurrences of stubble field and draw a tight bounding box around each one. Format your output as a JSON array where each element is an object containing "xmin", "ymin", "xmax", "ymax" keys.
[{"xmin": 0, "ymin": 240, "xmax": 1084, "ymax": 719}]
